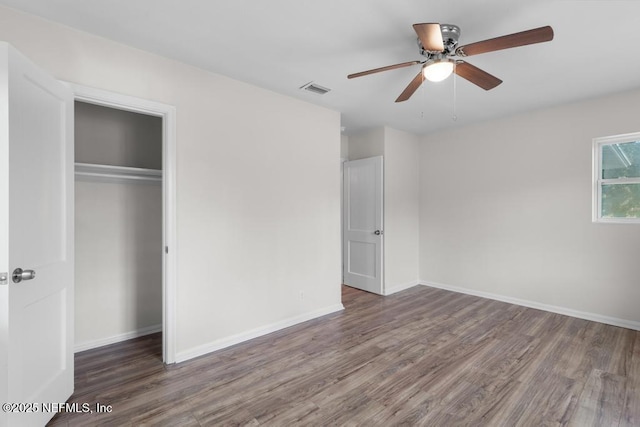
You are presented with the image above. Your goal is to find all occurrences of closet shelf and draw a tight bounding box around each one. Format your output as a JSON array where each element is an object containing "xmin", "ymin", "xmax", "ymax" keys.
[{"xmin": 75, "ymin": 163, "xmax": 162, "ymax": 184}]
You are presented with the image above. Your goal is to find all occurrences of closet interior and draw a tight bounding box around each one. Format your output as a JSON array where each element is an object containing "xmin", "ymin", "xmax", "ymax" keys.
[{"xmin": 74, "ymin": 101, "xmax": 163, "ymax": 352}]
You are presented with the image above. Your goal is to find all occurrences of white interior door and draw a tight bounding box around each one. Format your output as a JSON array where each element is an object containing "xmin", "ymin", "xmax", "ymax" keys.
[
  {"xmin": 0, "ymin": 43, "xmax": 74, "ymax": 427},
  {"xmin": 343, "ymin": 156, "xmax": 384, "ymax": 295}
]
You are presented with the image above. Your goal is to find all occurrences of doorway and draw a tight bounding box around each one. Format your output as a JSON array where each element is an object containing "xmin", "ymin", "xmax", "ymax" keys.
[
  {"xmin": 342, "ymin": 156, "xmax": 384, "ymax": 295},
  {"xmin": 70, "ymin": 83, "xmax": 177, "ymax": 363}
]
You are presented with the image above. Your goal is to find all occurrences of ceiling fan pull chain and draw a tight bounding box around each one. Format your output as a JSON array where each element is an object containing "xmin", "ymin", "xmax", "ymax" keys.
[{"xmin": 420, "ymin": 86, "xmax": 424, "ymax": 120}]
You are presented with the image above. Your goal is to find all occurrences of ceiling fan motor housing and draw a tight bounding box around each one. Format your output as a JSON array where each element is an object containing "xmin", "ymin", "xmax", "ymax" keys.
[{"xmin": 418, "ymin": 24, "xmax": 460, "ymax": 58}]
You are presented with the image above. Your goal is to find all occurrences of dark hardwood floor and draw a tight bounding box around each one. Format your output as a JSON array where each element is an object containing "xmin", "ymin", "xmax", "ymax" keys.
[{"xmin": 48, "ymin": 285, "xmax": 640, "ymax": 426}]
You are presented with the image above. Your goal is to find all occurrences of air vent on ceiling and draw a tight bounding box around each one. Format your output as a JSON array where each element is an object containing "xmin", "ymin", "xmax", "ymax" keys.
[{"xmin": 300, "ymin": 82, "xmax": 331, "ymax": 95}]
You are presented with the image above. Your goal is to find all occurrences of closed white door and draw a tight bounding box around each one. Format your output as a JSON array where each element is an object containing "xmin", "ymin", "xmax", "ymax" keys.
[
  {"xmin": 0, "ymin": 43, "xmax": 74, "ymax": 427},
  {"xmin": 343, "ymin": 156, "xmax": 384, "ymax": 295}
]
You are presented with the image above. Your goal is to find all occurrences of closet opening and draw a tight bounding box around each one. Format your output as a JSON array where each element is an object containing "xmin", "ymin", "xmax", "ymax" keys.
[{"xmin": 70, "ymin": 84, "xmax": 177, "ymax": 363}]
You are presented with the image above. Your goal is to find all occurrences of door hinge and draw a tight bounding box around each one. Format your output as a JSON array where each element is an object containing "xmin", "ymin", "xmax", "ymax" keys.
[
  {"xmin": 165, "ymin": 246, "xmax": 169, "ymax": 254},
  {"xmin": 0, "ymin": 272, "xmax": 7, "ymax": 285}
]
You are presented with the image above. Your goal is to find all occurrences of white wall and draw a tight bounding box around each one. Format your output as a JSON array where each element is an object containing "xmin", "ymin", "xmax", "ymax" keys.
[
  {"xmin": 346, "ymin": 126, "xmax": 420, "ymax": 295},
  {"xmin": 383, "ymin": 127, "xmax": 420, "ymax": 293},
  {"xmin": 420, "ymin": 89, "xmax": 640, "ymax": 327},
  {"xmin": 348, "ymin": 127, "xmax": 384, "ymax": 160},
  {"xmin": 0, "ymin": 6, "xmax": 342, "ymax": 361},
  {"xmin": 340, "ymin": 134, "xmax": 349, "ymax": 160}
]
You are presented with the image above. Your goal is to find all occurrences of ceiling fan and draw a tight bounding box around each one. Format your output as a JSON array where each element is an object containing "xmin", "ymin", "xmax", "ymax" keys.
[{"xmin": 348, "ymin": 23, "xmax": 554, "ymax": 102}]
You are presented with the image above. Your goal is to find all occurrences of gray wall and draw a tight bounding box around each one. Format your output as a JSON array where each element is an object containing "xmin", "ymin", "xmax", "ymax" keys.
[
  {"xmin": 75, "ymin": 180, "xmax": 162, "ymax": 349},
  {"xmin": 75, "ymin": 101, "xmax": 162, "ymax": 169}
]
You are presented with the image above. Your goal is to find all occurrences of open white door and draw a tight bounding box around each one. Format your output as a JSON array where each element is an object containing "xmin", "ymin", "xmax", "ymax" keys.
[
  {"xmin": 0, "ymin": 43, "xmax": 74, "ymax": 427},
  {"xmin": 343, "ymin": 156, "xmax": 384, "ymax": 295}
]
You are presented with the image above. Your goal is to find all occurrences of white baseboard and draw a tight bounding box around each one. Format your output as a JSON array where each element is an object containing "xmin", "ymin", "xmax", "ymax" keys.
[
  {"xmin": 385, "ymin": 280, "xmax": 420, "ymax": 296},
  {"xmin": 420, "ymin": 281, "xmax": 640, "ymax": 331},
  {"xmin": 74, "ymin": 323, "xmax": 162, "ymax": 353},
  {"xmin": 175, "ymin": 304, "xmax": 345, "ymax": 363}
]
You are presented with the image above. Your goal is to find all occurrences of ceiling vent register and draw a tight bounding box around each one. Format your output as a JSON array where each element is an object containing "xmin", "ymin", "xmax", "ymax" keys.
[{"xmin": 300, "ymin": 82, "xmax": 331, "ymax": 95}]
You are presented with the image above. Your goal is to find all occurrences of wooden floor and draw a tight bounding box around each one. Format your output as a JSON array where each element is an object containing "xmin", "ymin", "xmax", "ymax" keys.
[{"xmin": 49, "ymin": 285, "xmax": 639, "ymax": 426}]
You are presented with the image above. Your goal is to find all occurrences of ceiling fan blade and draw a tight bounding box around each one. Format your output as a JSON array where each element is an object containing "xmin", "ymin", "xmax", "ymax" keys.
[
  {"xmin": 454, "ymin": 61, "xmax": 502, "ymax": 90},
  {"xmin": 413, "ymin": 23, "xmax": 444, "ymax": 52},
  {"xmin": 348, "ymin": 60, "xmax": 421, "ymax": 79},
  {"xmin": 395, "ymin": 70, "xmax": 425, "ymax": 102},
  {"xmin": 456, "ymin": 26, "xmax": 554, "ymax": 57}
]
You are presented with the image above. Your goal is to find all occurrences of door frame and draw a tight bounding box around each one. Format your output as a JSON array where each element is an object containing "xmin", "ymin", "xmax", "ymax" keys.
[
  {"xmin": 340, "ymin": 157, "xmax": 346, "ymax": 284},
  {"xmin": 66, "ymin": 82, "xmax": 177, "ymax": 364}
]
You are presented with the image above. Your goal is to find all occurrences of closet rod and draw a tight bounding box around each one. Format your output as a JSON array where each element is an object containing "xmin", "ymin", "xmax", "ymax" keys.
[{"xmin": 75, "ymin": 162, "xmax": 162, "ymax": 184}]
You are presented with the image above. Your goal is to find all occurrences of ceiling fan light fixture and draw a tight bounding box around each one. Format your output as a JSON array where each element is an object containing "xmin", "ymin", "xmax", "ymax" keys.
[{"xmin": 423, "ymin": 59, "xmax": 454, "ymax": 82}]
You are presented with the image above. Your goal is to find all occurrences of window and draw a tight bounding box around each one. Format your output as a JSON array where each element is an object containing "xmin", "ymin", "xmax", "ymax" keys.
[{"xmin": 593, "ymin": 133, "xmax": 640, "ymax": 223}]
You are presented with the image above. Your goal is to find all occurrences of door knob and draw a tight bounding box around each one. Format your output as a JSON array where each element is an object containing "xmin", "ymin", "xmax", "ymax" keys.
[
  {"xmin": 12, "ymin": 268, "xmax": 36, "ymax": 283},
  {"xmin": 374, "ymin": 230, "xmax": 383, "ymax": 235}
]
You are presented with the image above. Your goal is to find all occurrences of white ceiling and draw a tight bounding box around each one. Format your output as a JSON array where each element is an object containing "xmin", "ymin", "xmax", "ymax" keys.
[{"xmin": 2, "ymin": 0, "xmax": 640, "ymax": 135}]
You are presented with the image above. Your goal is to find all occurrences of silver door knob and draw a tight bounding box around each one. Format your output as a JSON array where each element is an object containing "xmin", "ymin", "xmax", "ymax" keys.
[
  {"xmin": 374, "ymin": 230, "xmax": 383, "ymax": 235},
  {"xmin": 12, "ymin": 268, "xmax": 36, "ymax": 283}
]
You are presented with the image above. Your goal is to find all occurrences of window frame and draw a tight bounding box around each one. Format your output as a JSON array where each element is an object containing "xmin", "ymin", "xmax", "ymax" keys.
[{"xmin": 592, "ymin": 132, "xmax": 640, "ymax": 224}]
